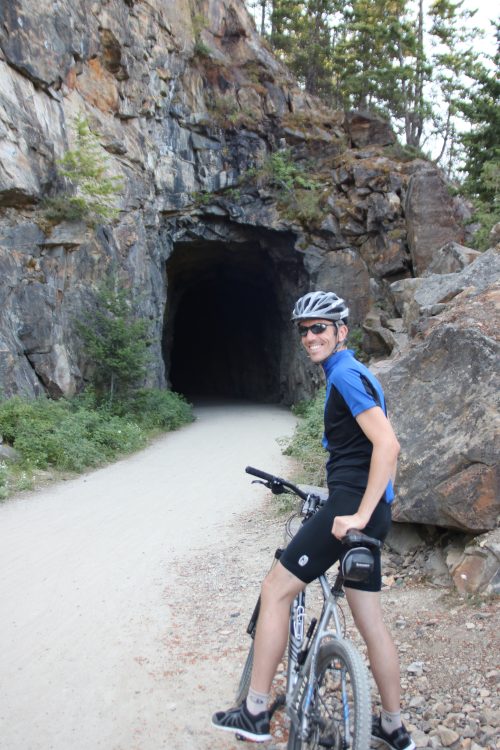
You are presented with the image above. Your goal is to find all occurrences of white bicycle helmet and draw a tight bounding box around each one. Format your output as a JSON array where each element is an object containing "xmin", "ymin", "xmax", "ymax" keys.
[{"xmin": 291, "ymin": 291, "xmax": 349, "ymax": 322}]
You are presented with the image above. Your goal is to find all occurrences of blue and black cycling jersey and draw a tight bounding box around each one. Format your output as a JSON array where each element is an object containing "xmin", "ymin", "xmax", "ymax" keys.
[{"xmin": 322, "ymin": 349, "xmax": 394, "ymax": 503}]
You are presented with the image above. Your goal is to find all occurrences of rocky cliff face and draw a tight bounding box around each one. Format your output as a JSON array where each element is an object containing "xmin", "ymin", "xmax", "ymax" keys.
[
  {"xmin": 0, "ymin": 0, "xmax": 466, "ymax": 402},
  {"xmin": 1, "ymin": 0, "xmax": 497, "ymax": 548}
]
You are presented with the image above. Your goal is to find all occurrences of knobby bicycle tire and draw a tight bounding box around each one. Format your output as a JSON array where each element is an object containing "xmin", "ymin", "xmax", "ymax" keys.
[
  {"xmin": 235, "ymin": 640, "xmax": 254, "ymax": 705},
  {"xmin": 287, "ymin": 639, "xmax": 371, "ymax": 750}
]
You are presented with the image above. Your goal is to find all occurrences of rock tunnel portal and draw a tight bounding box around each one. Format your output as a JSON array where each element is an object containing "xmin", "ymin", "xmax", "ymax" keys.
[{"xmin": 164, "ymin": 231, "xmax": 302, "ymax": 403}]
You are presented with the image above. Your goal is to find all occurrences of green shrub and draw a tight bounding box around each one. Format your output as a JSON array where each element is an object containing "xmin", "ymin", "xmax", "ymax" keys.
[
  {"xmin": 0, "ymin": 389, "xmax": 193, "ymax": 498},
  {"xmin": 348, "ymin": 327, "xmax": 369, "ymax": 363},
  {"xmin": 193, "ymin": 38, "xmax": 212, "ymax": 58},
  {"xmin": 281, "ymin": 187, "xmax": 327, "ymax": 227},
  {"xmin": 283, "ymin": 389, "xmax": 327, "ymax": 486},
  {"xmin": 252, "ymin": 149, "xmax": 322, "ymax": 193},
  {"xmin": 89, "ymin": 415, "xmax": 145, "ymax": 459},
  {"xmin": 0, "ymin": 396, "xmax": 145, "ymax": 471},
  {"xmin": 469, "ymin": 202, "xmax": 500, "ymax": 250},
  {"xmin": 245, "ymin": 148, "xmax": 326, "ymax": 227},
  {"xmin": 122, "ymin": 389, "xmax": 194, "ymax": 430},
  {"xmin": 0, "ymin": 397, "xmax": 70, "ymax": 467}
]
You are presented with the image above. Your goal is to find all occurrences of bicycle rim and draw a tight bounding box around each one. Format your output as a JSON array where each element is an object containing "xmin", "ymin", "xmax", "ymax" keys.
[
  {"xmin": 287, "ymin": 639, "xmax": 371, "ymax": 750},
  {"xmin": 235, "ymin": 640, "xmax": 254, "ymax": 705}
]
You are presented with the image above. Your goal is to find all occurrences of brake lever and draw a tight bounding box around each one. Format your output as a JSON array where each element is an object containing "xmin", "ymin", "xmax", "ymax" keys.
[
  {"xmin": 251, "ymin": 479, "xmax": 286, "ymax": 494},
  {"xmin": 251, "ymin": 479, "xmax": 270, "ymax": 488}
]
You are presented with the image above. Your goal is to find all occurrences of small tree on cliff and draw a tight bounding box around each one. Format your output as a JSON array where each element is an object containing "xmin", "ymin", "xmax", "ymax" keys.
[
  {"xmin": 44, "ymin": 115, "xmax": 123, "ymax": 225},
  {"xmin": 76, "ymin": 277, "xmax": 151, "ymax": 408}
]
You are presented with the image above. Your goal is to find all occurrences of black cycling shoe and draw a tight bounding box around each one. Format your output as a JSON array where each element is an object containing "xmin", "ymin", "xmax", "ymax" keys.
[
  {"xmin": 212, "ymin": 702, "xmax": 272, "ymax": 742},
  {"xmin": 372, "ymin": 715, "xmax": 416, "ymax": 750}
]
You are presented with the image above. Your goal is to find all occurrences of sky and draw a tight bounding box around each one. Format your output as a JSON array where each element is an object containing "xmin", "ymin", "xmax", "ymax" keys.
[{"xmin": 461, "ymin": 0, "xmax": 498, "ymax": 58}]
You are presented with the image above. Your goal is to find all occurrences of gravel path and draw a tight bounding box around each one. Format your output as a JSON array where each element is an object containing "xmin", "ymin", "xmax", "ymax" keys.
[{"xmin": 0, "ymin": 402, "xmax": 297, "ymax": 750}]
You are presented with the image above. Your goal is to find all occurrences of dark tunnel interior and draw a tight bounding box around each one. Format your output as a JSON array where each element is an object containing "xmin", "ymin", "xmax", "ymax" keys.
[{"xmin": 164, "ymin": 239, "xmax": 284, "ymax": 402}]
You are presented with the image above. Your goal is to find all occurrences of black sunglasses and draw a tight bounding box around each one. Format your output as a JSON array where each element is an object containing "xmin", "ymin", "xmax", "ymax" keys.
[{"xmin": 298, "ymin": 322, "xmax": 335, "ymax": 337}]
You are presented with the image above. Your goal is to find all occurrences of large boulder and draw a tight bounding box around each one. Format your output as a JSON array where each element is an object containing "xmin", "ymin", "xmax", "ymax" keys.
[
  {"xmin": 405, "ymin": 168, "xmax": 465, "ymax": 275},
  {"xmin": 345, "ymin": 111, "xmax": 396, "ymax": 148},
  {"xmin": 390, "ymin": 247, "xmax": 500, "ymax": 334},
  {"xmin": 377, "ymin": 251, "xmax": 500, "ymax": 534}
]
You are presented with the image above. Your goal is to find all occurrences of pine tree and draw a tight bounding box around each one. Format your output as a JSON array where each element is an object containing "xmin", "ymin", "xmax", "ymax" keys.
[
  {"xmin": 330, "ymin": 0, "xmax": 413, "ymax": 112},
  {"xmin": 286, "ymin": 0, "xmax": 336, "ymax": 99},
  {"xmin": 455, "ymin": 23, "xmax": 500, "ymax": 248},
  {"xmin": 77, "ymin": 278, "xmax": 151, "ymax": 407},
  {"xmin": 458, "ymin": 23, "xmax": 500, "ymax": 203},
  {"xmin": 44, "ymin": 115, "xmax": 123, "ymax": 225}
]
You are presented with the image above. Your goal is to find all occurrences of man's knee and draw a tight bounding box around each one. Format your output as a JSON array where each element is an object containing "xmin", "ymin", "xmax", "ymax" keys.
[{"xmin": 260, "ymin": 562, "xmax": 304, "ymax": 606}]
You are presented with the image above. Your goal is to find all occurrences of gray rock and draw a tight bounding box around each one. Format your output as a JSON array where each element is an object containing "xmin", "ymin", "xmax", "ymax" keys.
[
  {"xmin": 345, "ymin": 110, "xmax": 396, "ymax": 148},
  {"xmin": 423, "ymin": 549, "xmax": 452, "ymax": 586},
  {"xmin": 450, "ymin": 528, "xmax": 500, "ymax": 595},
  {"xmin": 426, "ymin": 241, "xmax": 482, "ymax": 275},
  {"xmin": 405, "ymin": 169, "xmax": 465, "ymax": 275},
  {"xmin": 42, "ymin": 222, "xmax": 89, "ymax": 247},
  {"xmin": 390, "ymin": 248, "xmax": 500, "ymax": 333},
  {"xmin": 0, "ymin": 444, "xmax": 21, "ymax": 462},
  {"xmin": 380, "ymin": 320, "xmax": 499, "ymax": 533},
  {"xmin": 385, "ymin": 522, "xmax": 425, "ymax": 555}
]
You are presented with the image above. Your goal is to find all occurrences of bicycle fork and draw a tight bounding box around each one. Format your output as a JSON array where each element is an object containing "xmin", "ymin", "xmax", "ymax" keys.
[
  {"xmin": 287, "ymin": 578, "xmax": 349, "ymax": 744},
  {"xmin": 287, "ymin": 590, "xmax": 306, "ymax": 691}
]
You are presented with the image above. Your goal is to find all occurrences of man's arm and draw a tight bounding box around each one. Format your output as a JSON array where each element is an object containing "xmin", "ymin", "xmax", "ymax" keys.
[{"xmin": 332, "ymin": 406, "xmax": 400, "ymax": 540}]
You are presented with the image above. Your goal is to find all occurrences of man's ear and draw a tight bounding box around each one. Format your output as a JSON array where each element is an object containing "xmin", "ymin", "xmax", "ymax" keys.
[{"xmin": 338, "ymin": 324, "xmax": 348, "ymax": 343}]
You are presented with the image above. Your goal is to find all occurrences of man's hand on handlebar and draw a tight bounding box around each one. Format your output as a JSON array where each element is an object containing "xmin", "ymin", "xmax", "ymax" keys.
[{"xmin": 332, "ymin": 513, "xmax": 366, "ymax": 541}]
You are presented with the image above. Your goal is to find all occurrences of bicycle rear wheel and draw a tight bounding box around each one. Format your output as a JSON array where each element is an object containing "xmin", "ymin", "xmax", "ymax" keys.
[
  {"xmin": 288, "ymin": 639, "xmax": 371, "ymax": 750},
  {"xmin": 235, "ymin": 640, "xmax": 254, "ymax": 705}
]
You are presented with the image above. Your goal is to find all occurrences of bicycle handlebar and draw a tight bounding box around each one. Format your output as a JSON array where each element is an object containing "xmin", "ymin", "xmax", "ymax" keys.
[
  {"xmin": 245, "ymin": 465, "xmax": 310, "ymax": 501},
  {"xmin": 245, "ymin": 466, "xmax": 383, "ymax": 550}
]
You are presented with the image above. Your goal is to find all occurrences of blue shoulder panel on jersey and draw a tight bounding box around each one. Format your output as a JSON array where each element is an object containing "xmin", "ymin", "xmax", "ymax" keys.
[{"xmin": 327, "ymin": 353, "xmax": 386, "ymax": 418}]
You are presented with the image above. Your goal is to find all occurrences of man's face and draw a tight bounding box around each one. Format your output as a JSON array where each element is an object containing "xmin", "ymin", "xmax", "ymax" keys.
[{"xmin": 298, "ymin": 318, "xmax": 345, "ymax": 363}]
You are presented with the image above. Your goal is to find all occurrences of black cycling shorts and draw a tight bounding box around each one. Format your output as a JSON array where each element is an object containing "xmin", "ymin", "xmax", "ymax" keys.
[{"xmin": 279, "ymin": 486, "xmax": 391, "ymax": 592}]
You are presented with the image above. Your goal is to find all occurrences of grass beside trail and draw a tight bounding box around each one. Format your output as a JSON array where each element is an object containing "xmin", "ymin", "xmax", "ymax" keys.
[
  {"xmin": 282, "ymin": 388, "xmax": 326, "ymax": 487},
  {"xmin": 0, "ymin": 389, "xmax": 193, "ymax": 500}
]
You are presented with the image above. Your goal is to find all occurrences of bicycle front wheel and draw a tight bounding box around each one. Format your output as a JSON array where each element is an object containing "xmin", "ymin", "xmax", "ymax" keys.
[
  {"xmin": 235, "ymin": 640, "xmax": 254, "ymax": 705},
  {"xmin": 288, "ymin": 639, "xmax": 371, "ymax": 750}
]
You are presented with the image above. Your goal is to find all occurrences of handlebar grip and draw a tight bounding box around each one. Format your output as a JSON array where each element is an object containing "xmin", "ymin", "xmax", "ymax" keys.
[
  {"xmin": 345, "ymin": 529, "xmax": 383, "ymax": 550},
  {"xmin": 245, "ymin": 466, "xmax": 280, "ymax": 483}
]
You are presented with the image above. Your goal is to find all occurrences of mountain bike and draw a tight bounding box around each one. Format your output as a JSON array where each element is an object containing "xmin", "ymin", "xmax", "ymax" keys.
[{"xmin": 235, "ymin": 466, "xmax": 383, "ymax": 750}]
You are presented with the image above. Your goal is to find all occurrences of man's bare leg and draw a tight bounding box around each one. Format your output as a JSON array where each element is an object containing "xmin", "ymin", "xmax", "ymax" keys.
[
  {"xmin": 250, "ymin": 561, "xmax": 305, "ymax": 696},
  {"xmin": 211, "ymin": 562, "xmax": 305, "ymax": 742},
  {"xmin": 346, "ymin": 587, "xmax": 401, "ymax": 710}
]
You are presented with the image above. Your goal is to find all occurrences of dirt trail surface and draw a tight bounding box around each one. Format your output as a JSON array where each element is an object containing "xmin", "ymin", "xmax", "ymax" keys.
[{"xmin": 0, "ymin": 402, "xmax": 298, "ymax": 750}]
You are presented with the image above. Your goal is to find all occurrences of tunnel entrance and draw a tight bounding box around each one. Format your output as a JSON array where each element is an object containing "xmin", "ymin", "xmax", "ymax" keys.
[{"xmin": 164, "ymin": 233, "xmax": 295, "ymax": 403}]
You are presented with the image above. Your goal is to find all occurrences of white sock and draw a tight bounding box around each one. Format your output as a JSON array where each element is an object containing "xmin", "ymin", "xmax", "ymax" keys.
[
  {"xmin": 381, "ymin": 708, "xmax": 402, "ymax": 734},
  {"xmin": 246, "ymin": 687, "xmax": 269, "ymax": 716}
]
